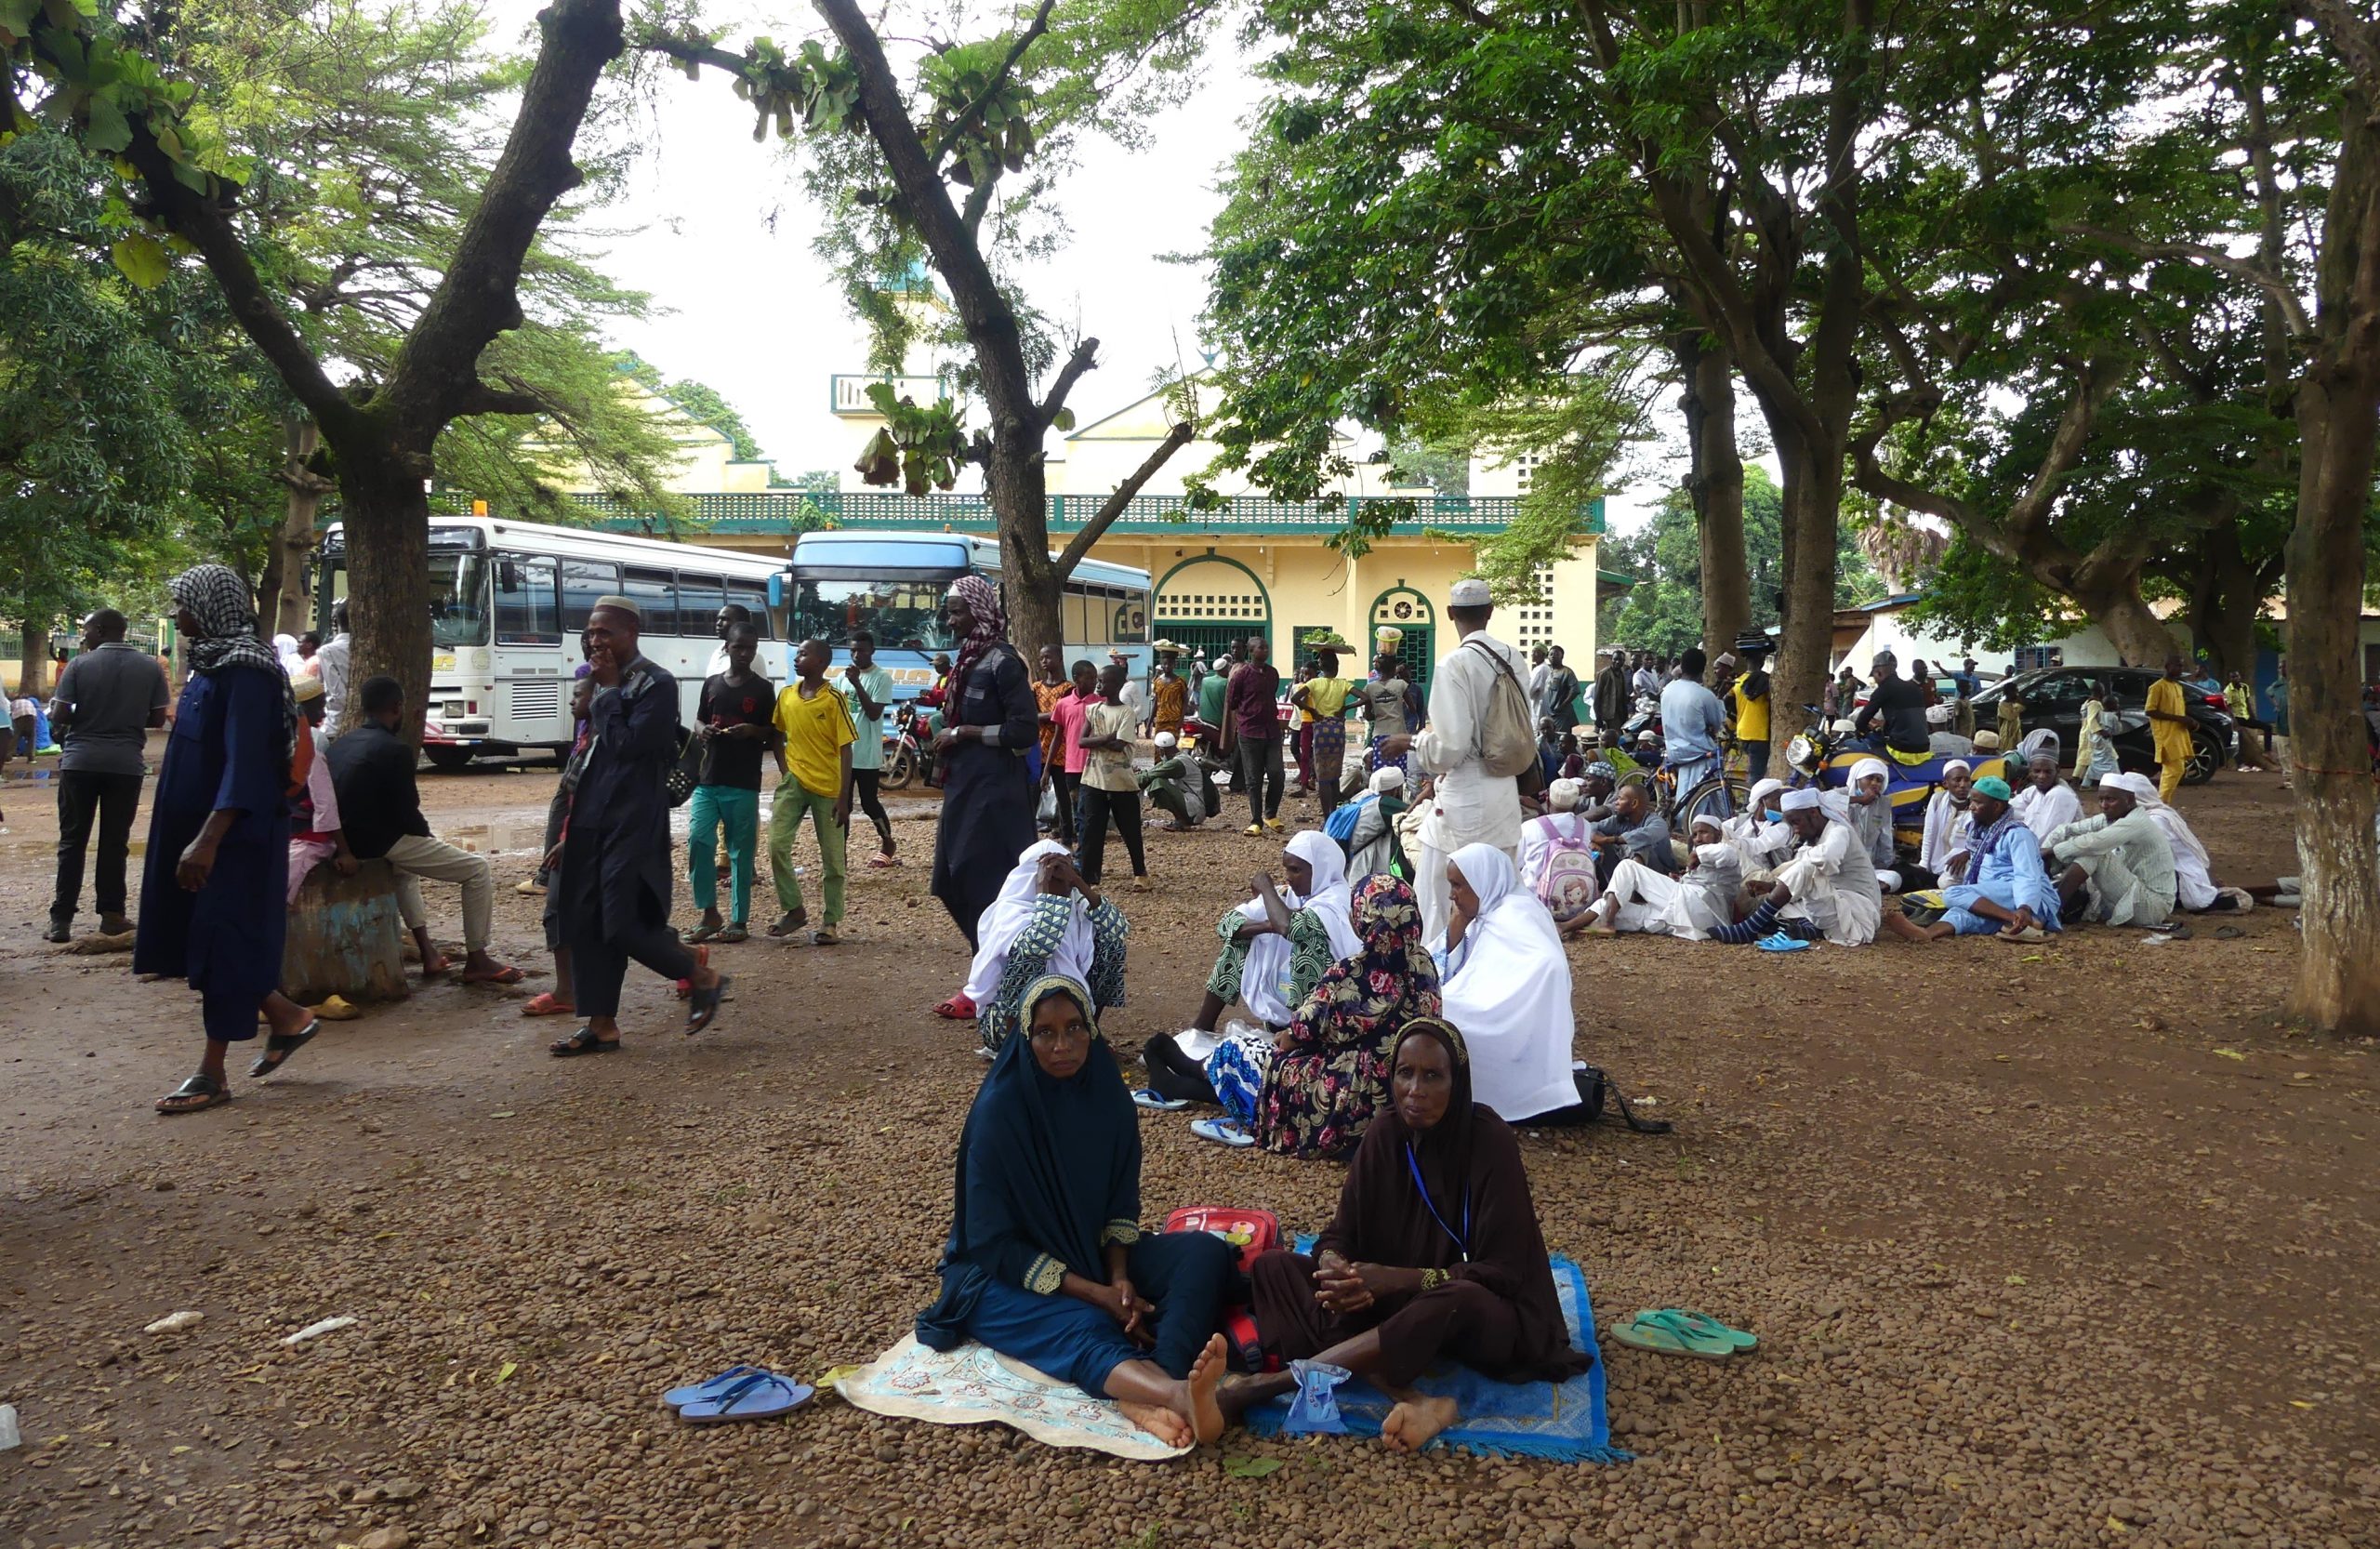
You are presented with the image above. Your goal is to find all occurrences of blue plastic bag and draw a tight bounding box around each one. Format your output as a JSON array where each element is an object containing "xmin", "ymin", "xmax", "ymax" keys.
[{"xmin": 1281, "ymin": 1360, "xmax": 1352, "ymax": 1435}]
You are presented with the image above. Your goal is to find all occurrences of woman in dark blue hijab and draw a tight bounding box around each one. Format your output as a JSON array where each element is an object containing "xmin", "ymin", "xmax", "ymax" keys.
[{"xmin": 919, "ymin": 974, "xmax": 1236, "ymax": 1447}]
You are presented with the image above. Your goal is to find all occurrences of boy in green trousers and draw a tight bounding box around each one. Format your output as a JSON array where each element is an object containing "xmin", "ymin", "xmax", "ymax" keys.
[{"xmin": 768, "ymin": 637, "xmax": 854, "ymax": 946}]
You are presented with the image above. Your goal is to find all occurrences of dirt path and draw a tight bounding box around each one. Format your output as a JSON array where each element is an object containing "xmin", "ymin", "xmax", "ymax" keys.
[{"xmin": 2, "ymin": 751, "xmax": 2373, "ymax": 1549}]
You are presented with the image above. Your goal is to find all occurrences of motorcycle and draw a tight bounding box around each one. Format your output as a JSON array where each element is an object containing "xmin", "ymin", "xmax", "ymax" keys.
[
  {"xmin": 1784, "ymin": 707, "xmax": 2013, "ymax": 848},
  {"xmin": 879, "ymin": 703, "xmax": 940, "ymax": 791}
]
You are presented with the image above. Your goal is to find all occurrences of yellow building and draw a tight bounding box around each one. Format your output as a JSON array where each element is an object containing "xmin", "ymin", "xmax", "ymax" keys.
[{"xmin": 566, "ymin": 277, "xmax": 1623, "ymax": 689}]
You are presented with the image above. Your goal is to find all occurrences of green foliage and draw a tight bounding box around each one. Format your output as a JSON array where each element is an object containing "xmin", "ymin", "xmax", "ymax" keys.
[
  {"xmin": 1604, "ymin": 468, "xmax": 1881, "ymax": 654},
  {"xmin": 853, "ymin": 381, "xmax": 977, "ymax": 496},
  {"xmin": 616, "ymin": 350, "xmax": 770, "ymax": 463},
  {"xmin": 0, "ymin": 128, "xmax": 196, "ymax": 632}
]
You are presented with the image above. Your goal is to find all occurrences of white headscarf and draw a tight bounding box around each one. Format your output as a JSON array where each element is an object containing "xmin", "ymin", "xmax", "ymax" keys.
[
  {"xmin": 1434, "ymin": 842, "xmax": 1580, "ymax": 1122},
  {"xmin": 1850, "ymin": 756, "xmax": 1889, "ymax": 787},
  {"xmin": 1286, "ymin": 827, "xmax": 1360, "ymax": 960},
  {"xmin": 2115, "ymin": 775, "xmax": 2213, "ymax": 905},
  {"xmin": 273, "ymin": 632, "xmax": 304, "ymax": 676},
  {"xmin": 963, "ymin": 840, "xmax": 1088, "ymax": 1006},
  {"xmin": 2019, "ymin": 728, "xmax": 2060, "ymax": 763}
]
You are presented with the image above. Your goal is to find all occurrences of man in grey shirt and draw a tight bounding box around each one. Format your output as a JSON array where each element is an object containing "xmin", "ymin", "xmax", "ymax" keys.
[{"xmin": 46, "ymin": 608, "xmax": 170, "ymax": 941}]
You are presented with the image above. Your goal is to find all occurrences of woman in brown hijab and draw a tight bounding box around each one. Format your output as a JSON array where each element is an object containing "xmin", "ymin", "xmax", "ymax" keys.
[{"xmin": 1220, "ymin": 1018, "xmax": 1587, "ymax": 1451}]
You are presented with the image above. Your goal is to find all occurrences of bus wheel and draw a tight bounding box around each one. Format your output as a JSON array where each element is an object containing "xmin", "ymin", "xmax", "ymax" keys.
[
  {"xmin": 425, "ymin": 746, "xmax": 475, "ymax": 773},
  {"xmin": 882, "ymin": 745, "xmax": 916, "ymax": 791}
]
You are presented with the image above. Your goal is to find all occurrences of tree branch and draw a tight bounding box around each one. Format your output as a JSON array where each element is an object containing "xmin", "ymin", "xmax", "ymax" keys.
[
  {"xmin": 1038, "ymin": 337, "xmax": 1099, "ymax": 427},
  {"xmin": 382, "ymin": 0, "xmax": 625, "ymax": 442},
  {"xmin": 923, "ymin": 0, "xmax": 1056, "ymax": 171},
  {"xmin": 458, "ymin": 382, "xmax": 549, "ymax": 417},
  {"xmin": 2062, "ymin": 223, "xmax": 2312, "ymax": 338},
  {"xmin": 1054, "ymin": 420, "xmax": 1196, "ymax": 575}
]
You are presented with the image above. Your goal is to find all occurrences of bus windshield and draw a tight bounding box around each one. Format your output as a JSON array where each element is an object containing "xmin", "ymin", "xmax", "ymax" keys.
[
  {"xmin": 789, "ymin": 576, "xmax": 954, "ymax": 651},
  {"xmin": 320, "ymin": 552, "xmax": 492, "ymax": 649}
]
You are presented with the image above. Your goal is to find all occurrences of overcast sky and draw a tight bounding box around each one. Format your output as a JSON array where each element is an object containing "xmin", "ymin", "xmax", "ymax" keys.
[{"xmin": 493, "ymin": 2, "xmax": 1681, "ymax": 530}]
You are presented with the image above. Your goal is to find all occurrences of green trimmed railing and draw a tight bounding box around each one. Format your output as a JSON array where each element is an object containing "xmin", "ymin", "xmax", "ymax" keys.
[{"xmin": 565, "ymin": 489, "xmax": 1605, "ymax": 536}]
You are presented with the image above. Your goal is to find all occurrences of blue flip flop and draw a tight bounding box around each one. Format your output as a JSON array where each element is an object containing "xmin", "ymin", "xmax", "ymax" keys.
[
  {"xmin": 1190, "ymin": 1118, "xmax": 1255, "ymax": 1148},
  {"xmin": 677, "ymin": 1371, "xmax": 814, "ymax": 1424},
  {"xmin": 1132, "ymin": 1089, "xmax": 1190, "ymax": 1112},
  {"xmin": 662, "ymin": 1364, "xmax": 769, "ymax": 1409},
  {"xmin": 1755, "ymin": 932, "xmax": 1814, "ymax": 953}
]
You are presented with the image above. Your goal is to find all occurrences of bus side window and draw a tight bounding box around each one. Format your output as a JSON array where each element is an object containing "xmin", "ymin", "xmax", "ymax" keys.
[
  {"xmin": 726, "ymin": 581, "xmax": 774, "ymax": 638},
  {"xmin": 495, "ymin": 555, "xmax": 561, "ymax": 644},
  {"xmin": 623, "ymin": 566, "xmax": 678, "ymax": 636},
  {"xmin": 1064, "ymin": 588, "xmax": 1095, "ymax": 650},
  {"xmin": 561, "ymin": 559, "xmax": 620, "ymax": 634},
  {"xmin": 678, "ymin": 573, "xmax": 726, "ymax": 639}
]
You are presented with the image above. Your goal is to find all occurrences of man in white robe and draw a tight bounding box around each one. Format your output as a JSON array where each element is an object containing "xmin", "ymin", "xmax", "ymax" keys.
[
  {"xmin": 2043, "ymin": 772, "xmax": 2179, "ymax": 928},
  {"xmin": 2010, "ymin": 751, "xmax": 2083, "ymax": 841},
  {"xmin": 1712, "ymin": 788, "xmax": 1883, "ymax": 946},
  {"xmin": 1576, "ymin": 814, "xmax": 1743, "ymax": 939}
]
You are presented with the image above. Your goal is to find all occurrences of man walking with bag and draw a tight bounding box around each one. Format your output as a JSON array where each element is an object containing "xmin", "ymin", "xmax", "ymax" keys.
[{"xmin": 1375, "ymin": 578, "xmax": 1533, "ymax": 941}]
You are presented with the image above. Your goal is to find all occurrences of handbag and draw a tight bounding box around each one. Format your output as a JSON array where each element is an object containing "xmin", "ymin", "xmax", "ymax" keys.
[
  {"xmin": 1570, "ymin": 1065, "xmax": 1673, "ymax": 1134},
  {"xmin": 1163, "ymin": 1205, "xmax": 1283, "ymax": 1372},
  {"xmin": 666, "ymin": 726, "xmax": 701, "ymax": 808}
]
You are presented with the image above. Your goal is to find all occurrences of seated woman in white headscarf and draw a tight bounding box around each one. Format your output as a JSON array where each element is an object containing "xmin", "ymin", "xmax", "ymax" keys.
[
  {"xmin": 1712, "ymin": 787, "xmax": 1883, "ymax": 946},
  {"xmin": 1574, "ymin": 814, "xmax": 1743, "ymax": 939},
  {"xmin": 1844, "ymin": 757, "xmax": 1902, "ymax": 892},
  {"xmin": 964, "ymin": 840, "xmax": 1130, "ymax": 1053},
  {"xmin": 1431, "ymin": 844, "xmax": 1583, "ymax": 1123},
  {"xmin": 2009, "ymin": 747, "xmax": 2083, "ymax": 841},
  {"xmin": 1143, "ymin": 830, "xmax": 1362, "ymax": 1104},
  {"xmin": 1918, "ymin": 761, "xmax": 1977, "ymax": 886},
  {"xmin": 1339, "ymin": 765, "xmax": 1409, "ymax": 879}
]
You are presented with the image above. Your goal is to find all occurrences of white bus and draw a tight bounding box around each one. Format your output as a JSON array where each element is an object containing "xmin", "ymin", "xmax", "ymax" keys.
[
  {"xmin": 771, "ymin": 531, "xmax": 1152, "ymax": 697},
  {"xmin": 316, "ymin": 515, "xmax": 785, "ymax": 769}
]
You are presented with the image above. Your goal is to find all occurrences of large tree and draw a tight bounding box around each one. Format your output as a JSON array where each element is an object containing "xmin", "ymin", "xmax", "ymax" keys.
[{"xmin": 645, "ymin": 0, "xmax": 1220, "ymax": 660}]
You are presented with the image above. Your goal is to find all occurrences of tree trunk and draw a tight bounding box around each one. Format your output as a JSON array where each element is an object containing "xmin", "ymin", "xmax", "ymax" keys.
[
  {"xmin": 1764, "ymin": 421, "xmax": 1842, "ymax": 764},
  {"xmin": 987, "ymin": 431, "xmax": 1062, "ymax": 669},
  {"xmin": 2180, "ymin": 519, "xmax": 2267, "ymax": 681},
  {"xmin": 2070, "ymin": 578, "xmax": 2179, "ymax": 668},
  {"xmin": 337, "ymin": 450, "xmax": 435, "ymax": 748},
  {"xmin": 1680, "ymin": 334, "xmax": 1749, "ymax": 660},
  {"xmin": 2284, "ymin": 61, "xmax": 2380, "ymax": 1038},
  {"xmin": 18, "ymin": 617, "xmax": 48, "ymax": 699},
  {"xmin": 275, "ymin": 416, "xmax": 330, "ymax": 638},
  {"xmin": 254, "ymin": 544, "xmax": 284, "ymax": 640}
]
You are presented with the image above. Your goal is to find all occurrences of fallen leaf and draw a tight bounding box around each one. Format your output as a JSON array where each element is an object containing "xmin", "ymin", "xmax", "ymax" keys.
[
  {"xmin": 2289, "ymin": 1399, "xmax": 2316, "ymax": 1409},
  {"xmin": 491, "ymin": 1111, "xmax": 517, "ymax": 1119},
  {"xmin": 2213, "ymin": 1048, "xmax": 2246, "ymax": 1061},
  {"xmin": 1223, "ymin": 1455, "xmax": 1285, "ymax": 1478},
  {"xmin": 2004, "ymin": 1275, "xmax": 2027, "ymax": 1286},
  {"xmin": 2107, "ymin": 1517, "xmax": 2130, "ymax": 1534},
  {"xmin": 495, "ymin": 1362, "xmax": 517, "ymax": 1384},
  {"xmin": 2020, "ymin": 953, "xmax": 2043, "ymax": 962}
]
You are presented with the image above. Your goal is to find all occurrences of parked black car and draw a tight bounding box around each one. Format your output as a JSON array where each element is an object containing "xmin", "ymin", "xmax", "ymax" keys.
[{"xmin": 1968, "ymin": 667, "xmax": 2233, "ymax": 786}]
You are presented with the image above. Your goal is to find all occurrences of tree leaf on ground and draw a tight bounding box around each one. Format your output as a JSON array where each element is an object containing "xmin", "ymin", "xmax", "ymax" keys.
[{"xmin": 1223, "ymin": 1455, "xmax": 1283, "ymax": 1477}]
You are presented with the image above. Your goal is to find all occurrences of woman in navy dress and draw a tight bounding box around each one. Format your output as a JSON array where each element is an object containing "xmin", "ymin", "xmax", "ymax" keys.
[
  {"xmin": 928, "ymin": 575, "xmax": 1040, "ymax": 948},
  {"xmin": 138, "ymin": 565, "xmax": 320, "ymax": 1113}
]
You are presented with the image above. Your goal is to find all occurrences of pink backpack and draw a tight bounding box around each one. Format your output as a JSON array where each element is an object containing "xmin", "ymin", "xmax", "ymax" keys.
[{"xmin": 1531, "ymin": 814, "xmax": 1600, "ymax": 923}]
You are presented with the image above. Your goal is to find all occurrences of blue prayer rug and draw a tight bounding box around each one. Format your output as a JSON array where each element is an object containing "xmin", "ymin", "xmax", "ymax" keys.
[{"xmin": 1244, "ymin": 1251, "xmax": 1630, "ymax": 1463}]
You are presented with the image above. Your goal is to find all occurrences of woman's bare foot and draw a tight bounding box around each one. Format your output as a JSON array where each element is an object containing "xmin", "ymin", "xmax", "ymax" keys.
[
  {"xmin": 1184, "ymin": 1333, "xmax": 1228, "ymax": 1444},
  {"xmin": 1381, "ymin": 1395, "xmax": 1460, "ymax": 1454},
  {"xmin": 1117, "ymin": 1400, "xmax": 1194, "ymax": 1448}
]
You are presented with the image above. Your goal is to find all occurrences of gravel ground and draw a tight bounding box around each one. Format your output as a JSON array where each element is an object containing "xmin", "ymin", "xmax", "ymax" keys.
[{"xmin": 1, "ymin": 748, "xmax": 2374, "ymax": 1549}]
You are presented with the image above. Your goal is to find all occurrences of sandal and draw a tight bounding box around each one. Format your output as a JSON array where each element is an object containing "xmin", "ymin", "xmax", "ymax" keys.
[
  {"xmin": 866, "ymin": 854, "xmax": 901, "ymax": 869},
  {"xmin": 932, "ymin": 993, "xmax": 977, "ymax": 1021},
  {"xmin": 1996, "ymin": 925, "xmax": 2047, "ymax": 944},
  {"xmin": 520, "ymin": 992, "xmax": 576, "ymax": 1017},
  {"xmin": 549, "ymin": 1026, "xmax": 621, "ymax": 1057},
  {"xmin": 715, "ymin": 925, "xmax": 749, "ymax": 945},
  {"xmin": 686, "ymin": 923, "xmax": 722, "ymax": 945},
  {"xmin": 157, "ymin": 1072, "xmax": 231, "ymax": 1114},
  {"xmin": 459, "ymin": 963, "xmax": 527, "ymax": 986},
  {"xmin": 677, "ymin": 1371, "xmax": 814, "ymax": 1424},
  {"xmin": 1610, "ymin": 1319, "xmax": 1738, "ymax": 1360},
  {"xmin": 1633, "ymin": 1308, "xmax": 1758, "ymax": 1352},
  {"xmin": 685, "ymin": 973, "xmax": 731, "ymax": 1037},
  {"xmin": 765, "ymin": 912, "xmax": 807, "ymax": 939},
  {"xmin": 248, "ymin": 1020, "xmax": 321, "ymax": 1079}
]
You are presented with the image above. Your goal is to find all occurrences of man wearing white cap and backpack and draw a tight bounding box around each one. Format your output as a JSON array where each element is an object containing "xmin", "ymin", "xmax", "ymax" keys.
[{"xmin": 1373, "ymin": 577, "xmax": 1536, "ymax": 942}]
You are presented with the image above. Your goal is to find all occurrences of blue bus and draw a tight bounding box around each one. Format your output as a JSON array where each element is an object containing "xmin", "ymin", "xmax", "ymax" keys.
[{"xmin": 769, "ymin": 529, "xmax": 1153, "ymax": 704}]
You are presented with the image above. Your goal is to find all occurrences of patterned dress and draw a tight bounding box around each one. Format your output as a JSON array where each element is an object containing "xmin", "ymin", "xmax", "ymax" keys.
[
  {"xmin": 978, "ymin": 894, "xmax": 1129, "ymax": 1053},
  {"xmin": 1251, "ymin": 877, "xmax": 1442, "ymax": 1159}
]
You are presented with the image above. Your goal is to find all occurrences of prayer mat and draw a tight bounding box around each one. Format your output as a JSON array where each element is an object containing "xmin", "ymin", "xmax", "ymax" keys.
[
  {"xmin": 835, "ymin": 1335, "xmax": 1191, "ymax": 1461},
  {"xmin": 1243, "ymin": 1250, "xmax": 1631, "ymax": 1463}
]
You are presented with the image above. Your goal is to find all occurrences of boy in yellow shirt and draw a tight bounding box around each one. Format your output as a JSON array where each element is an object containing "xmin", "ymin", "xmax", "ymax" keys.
[{"xmin": 769, "ymin": 637, "xmax": 855, "ymax": 945}]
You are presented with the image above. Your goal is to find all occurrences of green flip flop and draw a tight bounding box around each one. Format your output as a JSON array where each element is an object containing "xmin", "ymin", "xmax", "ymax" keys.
[
  {"xmin": 1636, "ymin": 1308, "xmax": 1758, "ymax": 1352},
  {"xmin": 1609, "ymin": 1318, "xmax": 1737, "ymax": 1360}
]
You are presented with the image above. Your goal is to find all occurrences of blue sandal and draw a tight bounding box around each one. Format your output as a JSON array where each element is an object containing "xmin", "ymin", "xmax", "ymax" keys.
[
  {"xmin": 1190, "ymin": 1118, "xmax": 1255, "ymax": 1148},
  {"xmin": 1131, "ymin": 1089, "xmax": 1190, "ymax": 1112},
  {"xmin": 1755, "ymin": 933, "xmax": 1813, "ymax": 953},
  {"xmin": 663, "ymin": 1364, "xmax": 769, "ymax": 1408},
  {"xmin": 677, "ymin": 1371, "xmax": 814, "ymax": 1424}
]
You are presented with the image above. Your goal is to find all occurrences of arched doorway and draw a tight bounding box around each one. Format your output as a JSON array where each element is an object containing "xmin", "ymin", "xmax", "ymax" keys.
[
  {"xmin": 1369, "ymin": 584, "xmax": 1436, "ymax": 694},
  {"xmin": 1154, "ymin": 553, "xmax": 1273, "ymax": 669}
]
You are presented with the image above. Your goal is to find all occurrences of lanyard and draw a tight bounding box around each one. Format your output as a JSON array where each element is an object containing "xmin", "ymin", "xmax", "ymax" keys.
[{"xmin": 1405, "ymin": 1143, "xmax": 1471, "ymax": 1263}]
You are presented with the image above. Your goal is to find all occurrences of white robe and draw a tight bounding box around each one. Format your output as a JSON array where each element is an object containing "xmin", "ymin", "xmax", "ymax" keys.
[
  {"xmin": 1775, "ymin": 817, "xmax": 1884, "ymax": 945},
  {"xmin": 1599, "ymin": 846, "xmax": 1740, "ymax": 940},
  {"xmin": 1235, "ymin": 830, "xmax": 1361, "ymax": 1026},
  {"xmin": 2011, "ymin": 781, "xmax": 2083, "ymax": 843},
  {"xmin": 1412, "ymin": 630, "xmax": 1530, "ymax": 940},
  {"xmin": 1920, "ymin": 790, "xmax": 1974, "ymax": 880},
  {"xmin": 962, "ymin": 841, "xmax": 1088, "ymax": 1006},
  {"xmin": 1433, "ymin": 843, "xmax": 1580, "ymax": 1121},
  {"xmin": 2134, "ymin": 792, "xmax": 2218, "ymax": 910}
]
